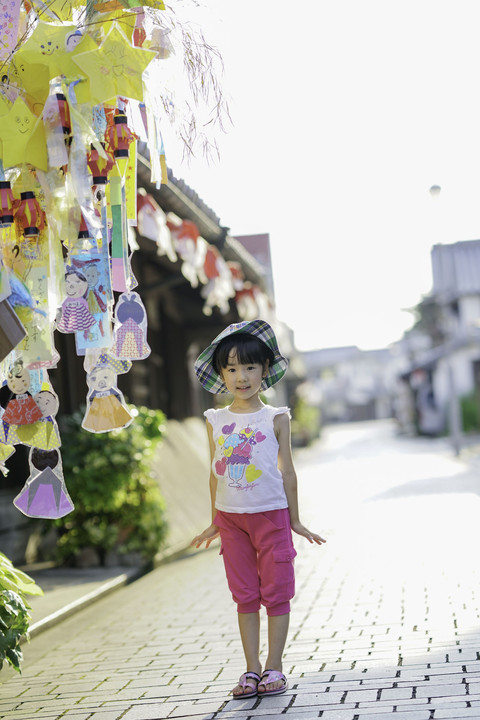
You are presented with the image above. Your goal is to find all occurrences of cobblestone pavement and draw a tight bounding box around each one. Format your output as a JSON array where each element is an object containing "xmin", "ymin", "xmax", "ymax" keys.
[{"xmin": 2, "ymin": 420, "xmax": 480, "ymax": 720}]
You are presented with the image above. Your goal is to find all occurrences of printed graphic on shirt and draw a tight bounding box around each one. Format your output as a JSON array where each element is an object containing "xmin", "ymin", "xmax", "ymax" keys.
[{"xmin": 215, "ymin": 422, "xmax": 266, "ymax": 489}]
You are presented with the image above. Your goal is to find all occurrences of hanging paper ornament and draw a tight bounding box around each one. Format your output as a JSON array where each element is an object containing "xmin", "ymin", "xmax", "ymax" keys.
[
  {"xmin": 56, "ymin": 264, "xmax": 96, "ymax": 335},
  {"xmin": 13, "ymin": 447, "xmax": 74, "ymax": 520},
  {"xmin": 15, "ymin": 382, "xmax": 61, "ymax": 450},
  {"xmin": 82, "ymin": 356, "xmax": 133, "ymax": 434},
  {"xmin": 87, "ymin": 143, "xmax": 115, "ymax": 186},
  {"xmin": 107, "ymin": 109, "xmax": 137, "ymax": 175},
  {"xmin": 0, "ymin": 181, "xmax": 14, "ymax": 226},
  {"xmin": 71, "ymin": 253, "xmax": 112, "ymax": 355},
  {"xmin": 137, "ymin": 190, "xmax": 177, "ymax": 262},
  {"xmin": 0, "ymin": 96, "xmax": 48, "ymax": 171},
  {"xmin": 56, "ymin": 94, "xmax": 72, "ymax": 142},
  {"xmin": 71, "ymin": 23, "xmax": 155, "ymax": 105},
  {"xmin": 0, "ymin": 0, "xmax": 22, "ymax": 64},
  {"xmin": 2, "ymin": 359, "xmax": 42, "ymax": 427},
  {"xmin": 132, "ymin": 9, "xmax": 147, "ymax": 48},
  {"xmin": 43, "ymin": 87, "xmax": 71, "ymax": 170},
  {"xmin": 14, "ymin": 191, "xmax": 47, "ymax": 237},
  {"xmin": 167, "ymin": 218, "xmax": 205, "ymax": 288},
  {"xmin": 113, "ymin": 292, "xmax": 150, "ymax": 360},
  {"xmin": 0, "ymin": 442, "xmax": 15, "ymax": 476},
  {"xmin": 235, "ymin": 283, "xmax": 260, "ymax": 320}
]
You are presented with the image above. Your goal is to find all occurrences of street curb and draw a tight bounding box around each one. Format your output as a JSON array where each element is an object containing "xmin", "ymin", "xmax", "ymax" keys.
[
  {"xmin": 24, "ymin": 541, "xmax": 208, "ymax": 641},
  {"xmin": 27, "ymin": 568, "xmax": 144, "ymax": 638}
]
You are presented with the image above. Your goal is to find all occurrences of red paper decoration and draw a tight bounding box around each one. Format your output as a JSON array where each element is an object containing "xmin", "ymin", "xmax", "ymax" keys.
[
  {"xmin": 14, "ymin": 191, "xmax": 46, "ymax": 237},
  {"xmin": 87, "ymin": 143, "xmax": 115, "ymax": 185},
  {"xmin": 0, "ymin": 181, "xmax": 14, "ymax": 226},
  {"xmin": 107, "ymin": 110, "xmax": 137, "ymax": 161}
]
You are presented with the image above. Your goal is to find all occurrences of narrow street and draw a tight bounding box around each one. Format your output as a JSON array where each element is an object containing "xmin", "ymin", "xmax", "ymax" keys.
[{"xmin": 2, "ymin": 420, "xmax": 480, "ymax": 720}]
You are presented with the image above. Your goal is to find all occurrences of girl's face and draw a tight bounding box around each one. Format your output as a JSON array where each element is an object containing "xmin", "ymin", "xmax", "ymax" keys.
[
  {"xmin": 65, "ymin": 272, "xmax": 88, "ymax": 298},
  {"xmin": 220, "ymin": 349, "xmax": 267, "ymax": 401}
]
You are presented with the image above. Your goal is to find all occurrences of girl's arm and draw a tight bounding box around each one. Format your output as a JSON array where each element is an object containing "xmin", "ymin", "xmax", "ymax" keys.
[
  {"xmin": 191, "ymin": 419, "xmax": 221, "ymax": 549},
  {"xmin": 275, "ymin": 412, "xmax": 326, "ymax": 546}
]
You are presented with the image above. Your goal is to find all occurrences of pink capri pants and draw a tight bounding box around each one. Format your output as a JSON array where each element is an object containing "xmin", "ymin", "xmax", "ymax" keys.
[{"xmin": 214, "ymin": 508, "xmax": 297, "ymax": 616}]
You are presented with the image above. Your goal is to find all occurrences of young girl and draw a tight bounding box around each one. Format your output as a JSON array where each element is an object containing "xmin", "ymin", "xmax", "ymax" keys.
[{"xmin": 191, "ymin": 319, "xmax": 325, "ymax": 699}]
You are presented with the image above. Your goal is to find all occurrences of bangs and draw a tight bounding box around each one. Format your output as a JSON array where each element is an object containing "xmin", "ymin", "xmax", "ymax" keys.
[{"xmin": 213, "ymin": 333, "xmax": 274, "ymax": 373}]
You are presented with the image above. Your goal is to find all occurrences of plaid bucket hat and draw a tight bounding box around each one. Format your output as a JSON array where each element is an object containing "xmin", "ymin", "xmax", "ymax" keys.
[{"xmin": 194, "ymin": 319, "xmax": 288, "ymax": 394}]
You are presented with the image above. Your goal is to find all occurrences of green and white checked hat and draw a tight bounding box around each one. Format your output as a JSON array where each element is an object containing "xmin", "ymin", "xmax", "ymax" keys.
[{"xmin": 194, "ymin": 320, "xmax": 288, "ymax": 394}]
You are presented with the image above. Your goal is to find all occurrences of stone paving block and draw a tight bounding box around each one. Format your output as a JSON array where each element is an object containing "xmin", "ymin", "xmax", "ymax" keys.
[
  {"xmin": 121, "ymin": 702, "xmax": 178, "ymax": 719},
  {"xmin": 379, "ymin": 686, "xmax": 413, "ymax": 700},
  {"xmin": 415, "ymin": 682, "xmax": 467, "ymax": 698},
  {"xmin": 168, "ymin": 700, "xmax": 229, "ymax": 716},
  {"xmin": 434, "ymin": 710, "xmax": 480, "ymax": 718},
  {"xmin": 354, "ymin": 712, "xmax": 431, "ymax": 719},
  {"xmin": 343, "ymin": 688, "xmax": 379, "ymax": 702},
  {"xmin": 291, "ymin": 691, "xmax": 345, "ymax": 707}
]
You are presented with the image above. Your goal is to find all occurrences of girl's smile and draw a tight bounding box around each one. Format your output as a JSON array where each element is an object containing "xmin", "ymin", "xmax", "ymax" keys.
[{"xmin": 220, "ymin": 350, "xmax": 267, "ymax": 408}]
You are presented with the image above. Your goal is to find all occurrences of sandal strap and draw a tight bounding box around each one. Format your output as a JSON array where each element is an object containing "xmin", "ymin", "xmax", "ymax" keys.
[
  {"xmin": 239, "ymin": 671, "xmax": 261, "ymax": 689},
  {"xmin": 260, "ymin": 669, "xmax": 286, "ymax": 685}
]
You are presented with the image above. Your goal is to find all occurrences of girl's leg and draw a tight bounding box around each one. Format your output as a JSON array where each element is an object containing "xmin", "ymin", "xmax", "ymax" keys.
[
  {"xmin": 232, "ymin": 612, "xmax": 262, "ymax": 696},
  {"xmin": 215, "ymin": 513, "xmax": 262, "ymax": 695},
  {"xmin": 258, "ymin": 612, "xmax": 290, "ymax": 693}
]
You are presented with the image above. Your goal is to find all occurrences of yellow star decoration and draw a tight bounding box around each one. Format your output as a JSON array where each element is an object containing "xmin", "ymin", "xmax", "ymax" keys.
[
  {"xmin": 0, "ymin": 96, "xmax": 48, "ymax": 170},
  {"xmin": 72, "ymin": 23, "xmax": 155, "ymax": 104},
  {"xmin": 7, "ymin": 54, "xmax": 50, "ymax": 112},
  {"xmin": 19, "ymin": 21, "xmax": 78, "ymax": 79}
]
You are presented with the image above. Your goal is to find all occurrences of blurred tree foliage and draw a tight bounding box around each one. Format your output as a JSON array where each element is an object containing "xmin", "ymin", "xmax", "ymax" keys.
[{"xmin": 49, "ymin": 406, "xmax": 168, "ymax": 565}]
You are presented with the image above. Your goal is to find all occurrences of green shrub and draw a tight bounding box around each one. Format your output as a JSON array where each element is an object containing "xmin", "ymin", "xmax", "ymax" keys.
[
  {"xmin": 49, "ymin": 406, "xmax": 168, "ymax": 565},
  {"xmin": 460, "ymin": 393, "xmax": 480, "ymax": 433},
  {"xmin": 0, "ymin": 552, "xmax": 43, "ymax": 673},
  {"xmin": 291, "ymin": 397, "xmax": 321, "ymax": 447}
]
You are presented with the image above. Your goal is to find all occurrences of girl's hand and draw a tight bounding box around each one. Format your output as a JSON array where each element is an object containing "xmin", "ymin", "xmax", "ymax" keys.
[
  {"xmin": 291, "ymin": 521, "xmax": 326, "ymax": 546},
  {"xmin": 190, "ymin": 524, "xmax": 220, "ymax": 549}
]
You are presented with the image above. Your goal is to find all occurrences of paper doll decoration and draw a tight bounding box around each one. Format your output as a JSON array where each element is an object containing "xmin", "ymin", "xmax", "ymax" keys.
[
  {"xmin": 15, "ymin": 383, "xmax": 61, "ymax": 450},
  {"xmin": 56, "ymin": 265, "xmax": 96, "ymax": 335},
  {"xmin": 13, "ymin": 448, "xmax": 74, "ymax": 519},
  {"xmin": 82, "ymin": 356, "xmax": 133, "ymax": 433},
  {"xmin": 84, "ymin": 260, "xmax": 107, "ymax": 323},
  {"xmin": 2, "ymin": 360, "xmax": 42, "ymax": 427},
  {"xmin": 68, "ymin": 254, "xmax": 112, "ymax": 355},
  {"xmin": 113, "ymin": 292, "xmax": 150, "ymax": 360}
]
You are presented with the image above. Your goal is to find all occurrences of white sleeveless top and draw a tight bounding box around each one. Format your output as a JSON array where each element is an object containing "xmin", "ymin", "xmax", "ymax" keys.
[{"xmin": 204, "ymin": 404, "xmax": 290, "ymax": 514}]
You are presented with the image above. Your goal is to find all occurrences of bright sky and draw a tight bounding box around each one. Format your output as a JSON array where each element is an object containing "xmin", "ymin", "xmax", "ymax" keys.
[{"xmin": 163, "ymin": 0, "xmax": 480, "ymax": 351}]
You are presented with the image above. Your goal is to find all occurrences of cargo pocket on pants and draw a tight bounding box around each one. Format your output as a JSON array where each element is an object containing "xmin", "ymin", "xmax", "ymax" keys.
[{"xmin": 270, "ymin": 547, "xmax": 297, "ymax": 602}]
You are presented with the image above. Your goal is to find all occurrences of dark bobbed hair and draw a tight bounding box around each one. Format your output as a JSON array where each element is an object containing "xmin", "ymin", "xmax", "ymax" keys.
[
  {"xmin": 31, "ymin": 448, "xmax": 59, "ymax": 471},
  {"xmin": 212, "ymin": 333, "xmax": 274, "ymax": 374}
]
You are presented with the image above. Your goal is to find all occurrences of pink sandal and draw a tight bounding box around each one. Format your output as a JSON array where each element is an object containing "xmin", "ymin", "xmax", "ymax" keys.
[
  {"xmin": 232, "ymin": 671, "xmax": 261, "ymax": 698},
  {"xmin": 258, "ymin": 669, "xmax": 288, "ymax": 696}
]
